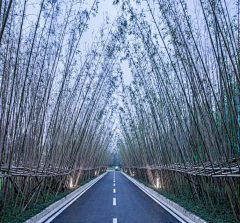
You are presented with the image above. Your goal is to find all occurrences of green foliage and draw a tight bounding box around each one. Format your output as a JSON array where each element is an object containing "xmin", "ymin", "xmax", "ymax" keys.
[{"xmin": 107, "ymin": 167, "xmax": 116, "ymax": 170}]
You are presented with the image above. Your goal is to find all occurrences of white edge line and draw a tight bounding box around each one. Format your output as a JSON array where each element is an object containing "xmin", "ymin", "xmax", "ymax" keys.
[
  {"xmin": 122, "ymin": 172, "xmax": 191, "ymax": 223},
  {"xmin": 38, "ymin": 173, "xmax": 107, "ymax": 223}
]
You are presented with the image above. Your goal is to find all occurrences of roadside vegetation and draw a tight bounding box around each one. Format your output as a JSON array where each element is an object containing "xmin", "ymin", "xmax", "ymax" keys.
[{"xmin": 2, "ymin": 175, "xmax": 100, "ymax": 223}]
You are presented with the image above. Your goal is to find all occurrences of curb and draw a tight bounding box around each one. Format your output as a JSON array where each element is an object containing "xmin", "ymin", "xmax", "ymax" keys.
[
  {"xmin": 25, "ymin": 172, "xmax": 108, "ymax": 223},
  {"xmin": 122, "ymin": 172, "xmax": 207, "ymax": 223}
]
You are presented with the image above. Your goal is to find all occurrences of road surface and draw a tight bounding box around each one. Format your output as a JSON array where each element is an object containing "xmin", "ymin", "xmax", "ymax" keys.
[{"xmin": 50, "ymin": 171, "xmax": 180, "ymax": 223}]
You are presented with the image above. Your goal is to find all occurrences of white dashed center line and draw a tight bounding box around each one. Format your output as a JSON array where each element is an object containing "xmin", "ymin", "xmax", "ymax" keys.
[
  {"xmin": 113, "ymin": 183, "xmax": 115, "ymax": 186},
  {"xmin": 113, "ymin": 189, "xmax": 116, "ymax": 193},
  {"xmin": 113, "ymin": 198, "xmax": 116, "ymax": 206},
  {"xmin": 113, "ymin": 218, "xmax": 117, "ymax": 223}
]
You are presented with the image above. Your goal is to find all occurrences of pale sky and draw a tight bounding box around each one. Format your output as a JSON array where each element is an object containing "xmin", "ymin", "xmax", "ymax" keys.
[{"xmin": 81, "ymin": 0, "xmax": 133, "ymax": 86}]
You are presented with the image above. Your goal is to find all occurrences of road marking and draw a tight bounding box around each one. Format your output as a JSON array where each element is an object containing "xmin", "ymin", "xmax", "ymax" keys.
[
  {"xmin": 113, "ymin": 218, "xmax": 117, "ymax": 223},
  {"xmin": 113, "ymin": 198, "xmax": 116, "ymax": 205},
  {"xmin": 113, "ymin": 189, "xmax": 116, "ymax": 193},
  {"xmin": 113, "ymin": 180, "xmax": 115, "ymax": 182},
  {"xmin": 113, "ymin": 183, "xmax": 115, "ymax": 186}
]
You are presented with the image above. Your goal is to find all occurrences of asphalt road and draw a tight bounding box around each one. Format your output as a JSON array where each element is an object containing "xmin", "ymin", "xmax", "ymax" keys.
[{"xmin": 50, "ymin": 171, "xmax": 180, "ymax": 223}]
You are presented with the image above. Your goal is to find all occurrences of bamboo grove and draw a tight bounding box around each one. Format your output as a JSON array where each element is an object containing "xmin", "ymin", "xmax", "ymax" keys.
[
  {"xmin": 117, "ymin": 0, "xmax": 240, "ymax": 222},
  {"xmin": 0, "ymin": 0, "xmax": 125, "ymax": 220},
  {"xmin": 1, "ymin": 0, "xmax": 240, "ymax": 222}
]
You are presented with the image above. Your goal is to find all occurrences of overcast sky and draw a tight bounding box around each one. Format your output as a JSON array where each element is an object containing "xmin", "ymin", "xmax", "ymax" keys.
[{"xmin": 81, "ymin": 0, "xmax": 133, "ymax": 85}]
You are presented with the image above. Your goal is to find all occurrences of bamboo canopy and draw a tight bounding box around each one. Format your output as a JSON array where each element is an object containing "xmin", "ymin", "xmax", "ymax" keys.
[{"xmin": 0, "ymin": 0, "xmax": 240, "ymax": 222}]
